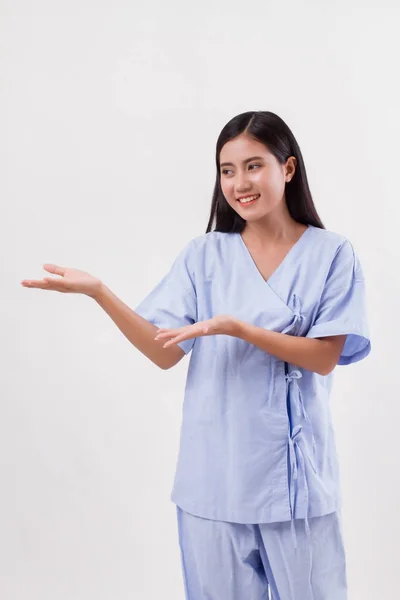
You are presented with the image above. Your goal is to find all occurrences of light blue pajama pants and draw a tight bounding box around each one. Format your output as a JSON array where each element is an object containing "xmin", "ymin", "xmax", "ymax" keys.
[{"xmin": 176, "ymin": 507, "xmax": 347, "ymax": 600}]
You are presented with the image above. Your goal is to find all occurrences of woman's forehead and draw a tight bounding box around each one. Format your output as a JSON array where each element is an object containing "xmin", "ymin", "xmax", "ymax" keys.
[{"xmin": 220, "ymin": 135, "xmax": 272, "ymax": 163}]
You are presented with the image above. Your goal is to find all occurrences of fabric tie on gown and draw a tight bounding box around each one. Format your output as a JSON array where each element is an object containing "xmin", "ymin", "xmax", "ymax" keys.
[
  {"xmin": 282, "ymin": 294, "xmax": 304, "ymax": 337},
  {"xmin": 285, "ymin": 369, "xmax": 318, "ymax": 549},
  {"xmin": 285, "ymin": 370, "xmax": 317, "ymax": 473},
  {"xmin": 283, "ymin": 295, "xmax": 318, "ymax": 548}
]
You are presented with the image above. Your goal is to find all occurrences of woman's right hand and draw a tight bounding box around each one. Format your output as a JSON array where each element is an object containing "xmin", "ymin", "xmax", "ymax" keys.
[{"xmin": 21, "ymin": 264, "xmax": 103, "ymax": 298}]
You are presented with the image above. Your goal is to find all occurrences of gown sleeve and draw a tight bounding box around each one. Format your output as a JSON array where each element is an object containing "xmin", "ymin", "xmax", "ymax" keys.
[
  {"xmin": 306, "ymin": 239, "xmax": 371, "ymax": 365},
  {"xmin": 134, "ymin": 239, "xmax": 198, "ymax": 355}
]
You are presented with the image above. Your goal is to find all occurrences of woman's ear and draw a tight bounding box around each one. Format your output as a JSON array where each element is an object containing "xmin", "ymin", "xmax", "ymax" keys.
[{"xmin": 285, "ymin": 156, "xmax": 297, "ymax": 182}]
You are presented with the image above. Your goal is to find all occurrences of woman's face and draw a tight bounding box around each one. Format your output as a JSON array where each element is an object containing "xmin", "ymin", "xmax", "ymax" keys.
[{"xmin": 219, "ymin": 134, "xmax": 296, "ymax": 222}]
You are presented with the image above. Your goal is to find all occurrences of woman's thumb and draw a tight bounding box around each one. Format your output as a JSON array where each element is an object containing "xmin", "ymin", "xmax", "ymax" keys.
[{"xmin": 43, "ymin": 264, "xmax": 65, "ymax": 276}]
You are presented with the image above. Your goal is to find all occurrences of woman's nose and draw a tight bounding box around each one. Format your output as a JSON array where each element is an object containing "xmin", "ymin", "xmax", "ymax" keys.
[{"xmin": 235, "ymin": 174, "xmax": 251, "ymax": 192}]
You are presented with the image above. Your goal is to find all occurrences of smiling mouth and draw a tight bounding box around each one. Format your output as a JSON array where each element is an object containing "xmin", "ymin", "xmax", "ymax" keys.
[{"xmin": 237, "ymin": 194, "xmax": 260, "ymax": 205}]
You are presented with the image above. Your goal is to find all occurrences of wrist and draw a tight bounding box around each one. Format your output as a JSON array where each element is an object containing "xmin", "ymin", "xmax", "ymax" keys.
[
  {"xmin": 91, "ymin": 280, "xmax": 107, "ymax": 302},
  {"xmin": 227, "ymin": 316, "xmax": 246, "ymax": 338}
]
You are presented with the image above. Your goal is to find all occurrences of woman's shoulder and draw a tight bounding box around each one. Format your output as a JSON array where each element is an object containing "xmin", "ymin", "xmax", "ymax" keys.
[
  {"xmin": 307, "ymin": 226, "xmax": 365, "ymax": 282},
  {"xmin": 190, "ymin": 230, "xmax": 231, "ymax": 243},
  {"xmin": 308, "ymin": 225, "xmax": 357, "ymax": 256},
  {"xmin": 185, "ymin": 230, "xmax": 234, "ymax": 253},
  {"xmin": 309, "ymin": 224, "xmax": 348, "ymax": 245},
  {"xmin": 173, "ymin": 232, "xmax": 230, "ymax": 271}
]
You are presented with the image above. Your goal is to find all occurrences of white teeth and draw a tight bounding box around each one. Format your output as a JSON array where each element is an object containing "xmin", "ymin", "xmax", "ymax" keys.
[{"xmin": 238, "ymin": 194, "xmax": 259, "ymax": 203}]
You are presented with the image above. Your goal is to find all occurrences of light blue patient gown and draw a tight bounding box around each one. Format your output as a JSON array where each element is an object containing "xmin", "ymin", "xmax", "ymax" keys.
[{"xmin": 135, "ymin": 225, "xmax": 371, "ymax": 600}]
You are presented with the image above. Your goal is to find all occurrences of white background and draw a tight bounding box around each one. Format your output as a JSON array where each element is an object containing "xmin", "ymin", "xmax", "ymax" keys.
[{"xmin": 2, "ymin": 0, "xmax": 399, "ymax": 598}]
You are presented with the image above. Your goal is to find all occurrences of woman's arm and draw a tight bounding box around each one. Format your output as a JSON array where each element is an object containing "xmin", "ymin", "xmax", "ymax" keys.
[
  {"xmin": 231, "ymin": 319, "xmax": 346, "ymax": 375},
  {"xmin": 94, "ymin": 284, "xmax": 185, "ymax": 370},
  {"xmin": 21, "ymin": 263, "xmax": 186, "ymax": 370},
  {"xmin": 155, "ymin": 315, "xmax": 347, "ymax": 376}
]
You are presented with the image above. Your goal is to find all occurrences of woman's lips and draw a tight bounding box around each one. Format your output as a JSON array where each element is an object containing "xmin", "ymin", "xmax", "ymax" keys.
[{"xmin": 237, "ymin": 194, "xmax": 260, "ymax": 206}]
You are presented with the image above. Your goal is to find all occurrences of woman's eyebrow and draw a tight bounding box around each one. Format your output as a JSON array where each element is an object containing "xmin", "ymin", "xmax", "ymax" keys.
[{"xmin": 220, "ymin": 156, "xmax": 265, "ymax": 168}]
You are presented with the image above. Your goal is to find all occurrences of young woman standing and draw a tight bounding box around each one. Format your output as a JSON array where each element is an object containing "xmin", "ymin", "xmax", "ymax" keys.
[{"xmin": 22, "ymin": 111, "xmax": 371, "ymax": 599}]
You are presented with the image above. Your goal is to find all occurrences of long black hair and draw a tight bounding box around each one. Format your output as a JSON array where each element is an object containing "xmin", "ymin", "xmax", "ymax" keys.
[{"xmin": 206, "ymin": 111, "xmax": 325, "ymax": 233}]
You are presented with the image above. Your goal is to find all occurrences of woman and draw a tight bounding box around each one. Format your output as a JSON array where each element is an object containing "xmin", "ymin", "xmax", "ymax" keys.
[{"xmin": 21, "ymin": 111, "xmax": 371, "ymax": 599}]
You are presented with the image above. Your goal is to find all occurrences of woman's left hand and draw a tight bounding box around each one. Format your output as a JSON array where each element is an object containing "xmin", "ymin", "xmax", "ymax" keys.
[{"xmin": 154, "ymin": 315, "xmax": 236, "ymax": 348}]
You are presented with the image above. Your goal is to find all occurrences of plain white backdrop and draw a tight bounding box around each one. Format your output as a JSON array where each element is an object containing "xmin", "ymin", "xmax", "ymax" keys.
[{"xmin": 2, "ymin": 0, "xmax": 399, "ymax": 598}]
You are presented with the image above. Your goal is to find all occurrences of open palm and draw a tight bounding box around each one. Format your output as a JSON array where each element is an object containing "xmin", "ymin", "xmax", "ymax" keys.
[
  {"xmin": 21, "ymin": 264, "xmax": 102, "ymax": 297},
  {"xmin": 154, "ymin": 315, "xmax": 234, "ymax": 348}
]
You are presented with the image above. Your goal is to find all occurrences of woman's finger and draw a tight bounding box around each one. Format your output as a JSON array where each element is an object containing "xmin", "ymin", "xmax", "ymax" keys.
[
  {"xmin": 21, "ymin": 279, "xmax": 49, "ymax": 287},
  {"xmin": 42, "ymin": 264, "xmax": 66, "ymax": 276},
  {"xmin": 20, "ymin": 279, "xmax": 65, "ymax": 292},
  {"xmin": 163, "ymin": 341, "xmax": 176, "ymax": 348},
  {"xmin": 155, "ymin": 330, "xmax": 178, "ymax": 339},
  {"xmin": 163, "ymin": 335, "xmax": 186, "ymax": 348},
  {"xmin": 156, "ymin": 328, "xmax": 178, "ymax": 334},
  {"xmin": 156, "ymin": 326, "xmax": 194, "ymax": 340}
]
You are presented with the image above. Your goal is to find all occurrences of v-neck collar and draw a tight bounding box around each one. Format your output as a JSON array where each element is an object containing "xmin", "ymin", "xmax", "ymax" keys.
[{"xmin": 237, "ymin": 224, "xmax": 312, "ymax": 286}]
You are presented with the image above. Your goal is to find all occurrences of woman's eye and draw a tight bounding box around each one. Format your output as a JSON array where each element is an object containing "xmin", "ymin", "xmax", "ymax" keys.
[{"xmin": 221, "ymin": 164, "xmax": 260, "ymax": 175}]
